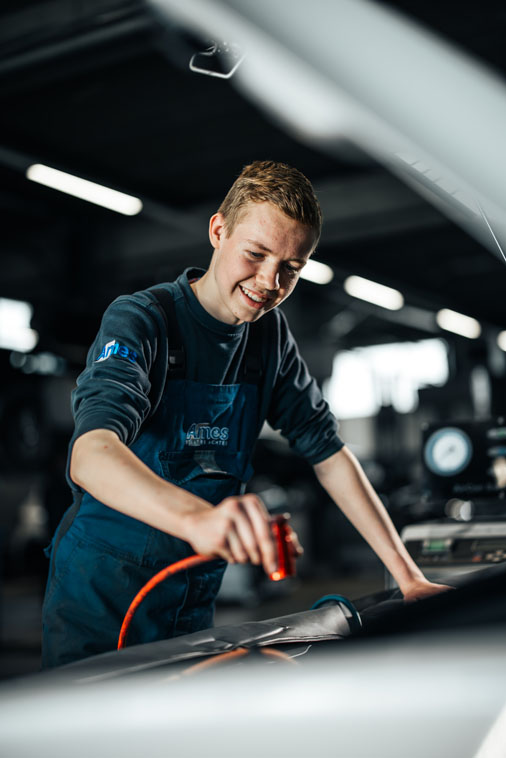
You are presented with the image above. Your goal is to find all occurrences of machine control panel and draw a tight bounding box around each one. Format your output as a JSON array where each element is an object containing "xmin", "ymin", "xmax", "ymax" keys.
[{"xmin": 402, "ymin": 521, "xmax": 506, "ymax": 568}]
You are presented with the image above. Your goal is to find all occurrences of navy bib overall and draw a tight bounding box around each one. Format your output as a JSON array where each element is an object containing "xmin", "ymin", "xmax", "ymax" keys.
[{"xmin": 42, "ymin": 290, "xmax": 264, "ymax": 667}]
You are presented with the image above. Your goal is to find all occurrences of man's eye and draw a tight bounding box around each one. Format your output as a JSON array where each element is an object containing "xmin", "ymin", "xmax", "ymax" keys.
[
  {"xmin": 284, "ymin": 263, "xmax": 299, "ymax": 274},
  {"xmin": 248, "ymin": 251, "xmax": 263, "ymax": 259}
]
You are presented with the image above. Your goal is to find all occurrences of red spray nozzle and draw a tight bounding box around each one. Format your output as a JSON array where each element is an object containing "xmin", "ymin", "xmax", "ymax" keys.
[{"xmin": 269, "ymin": 514, "xmax": 296, "ymax": 582}]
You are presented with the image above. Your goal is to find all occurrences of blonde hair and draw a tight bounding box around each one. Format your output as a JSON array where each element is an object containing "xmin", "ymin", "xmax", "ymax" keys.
[{"xmin": 218, "ymin": 160, "xmax": 322, "ymax": 241}]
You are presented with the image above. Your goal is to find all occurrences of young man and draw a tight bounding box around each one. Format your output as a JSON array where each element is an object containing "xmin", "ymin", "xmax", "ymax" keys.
[{"xmin": 42, "ymin": 161, "xmax": 448, "ymax": 667}]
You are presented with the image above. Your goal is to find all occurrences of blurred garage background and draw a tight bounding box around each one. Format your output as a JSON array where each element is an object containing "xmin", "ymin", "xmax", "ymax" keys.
[{"xmin": 0, "ymin": 0, "xmax": 505, "ymax": 678}]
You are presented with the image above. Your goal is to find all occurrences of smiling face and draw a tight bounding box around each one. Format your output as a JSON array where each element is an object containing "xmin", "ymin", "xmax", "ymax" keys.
[{"xmin": 193, "ymin": 202, "xmax": 317, "ymax": 325}]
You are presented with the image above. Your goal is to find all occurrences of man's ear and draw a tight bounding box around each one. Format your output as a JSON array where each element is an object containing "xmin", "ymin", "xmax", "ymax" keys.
[{"xmin": 209, "ymin": 212, "xmax": 227, "ymax": 250}]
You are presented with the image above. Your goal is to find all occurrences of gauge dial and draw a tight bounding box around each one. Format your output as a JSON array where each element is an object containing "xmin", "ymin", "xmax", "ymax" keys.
[{"xmin": 424, "ymin": 427, "xmax": 473, "ymax": 477}]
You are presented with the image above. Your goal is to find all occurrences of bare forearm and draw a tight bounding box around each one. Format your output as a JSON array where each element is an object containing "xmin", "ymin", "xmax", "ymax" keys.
[
  {"xmin": 314, "ymin": 446, "xmax": 424, "ymax": 591},
  {"xmin": 70, "ymin": 429, "xmax": 211, "ymax": 542},
  {"xmin": 70, "ymin": 429, "xmax": 284, "ymax": 574}
]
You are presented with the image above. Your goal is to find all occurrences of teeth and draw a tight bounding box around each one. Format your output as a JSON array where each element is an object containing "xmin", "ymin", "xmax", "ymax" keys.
[{"xmin": 241, "ymin": 285, "xmax": 267, "ymax": 304}]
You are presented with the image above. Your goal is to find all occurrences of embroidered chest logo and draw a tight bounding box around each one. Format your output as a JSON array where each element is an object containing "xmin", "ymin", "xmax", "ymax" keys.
[
  {"xmin": 186, "ymin": 422, "xmax": 229, "ymax": 447},
  {"xmin": 96, "ymin": 339, "xmax": 138, "ymax": 364}
]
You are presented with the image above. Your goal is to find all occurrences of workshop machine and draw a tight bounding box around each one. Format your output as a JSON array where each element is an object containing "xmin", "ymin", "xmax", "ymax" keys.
[
  {"xmin": 388, "ymin": 418, "xmax": 506, "ymax": 587},
  {"xmin": 399, "ymin": 520, "xmax": 506, "ymax": 584}
]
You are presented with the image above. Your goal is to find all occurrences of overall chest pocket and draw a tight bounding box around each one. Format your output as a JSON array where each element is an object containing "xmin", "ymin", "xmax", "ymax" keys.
[
  {"xmin": 159, "ymin": 449, "xmax": 254, "ymax": 484},
  {"xmin": 158, "ymin": 449, "xmax": 254, "ymax": 504}
]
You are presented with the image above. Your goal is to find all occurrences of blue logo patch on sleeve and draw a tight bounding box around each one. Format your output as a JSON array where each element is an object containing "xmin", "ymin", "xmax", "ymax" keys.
[{"xmin": 96, "ymin": 339, "xmax": 138, "ymax": 364}]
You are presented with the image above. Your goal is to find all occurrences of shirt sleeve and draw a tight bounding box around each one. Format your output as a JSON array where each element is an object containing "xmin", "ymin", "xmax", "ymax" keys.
[
  {"xmin": 266, "ymin": 310, "xmax": 344, "ymax": 466},
  {"xmin": 70, "ymin": 293, "xmax": 167, "ymax": 453}
]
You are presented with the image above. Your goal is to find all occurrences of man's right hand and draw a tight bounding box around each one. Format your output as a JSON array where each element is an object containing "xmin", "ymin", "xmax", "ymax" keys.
[
  {"xmin": 71, "ymin": 430, "xmax": 298, "ymax": 577},
  {"xmin": 185, "ymin": 493, "xmax": 278, "ymax": 576}
]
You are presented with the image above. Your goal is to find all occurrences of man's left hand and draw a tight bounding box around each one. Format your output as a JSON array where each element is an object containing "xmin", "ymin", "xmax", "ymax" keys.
[{"xmin": 402, "ymin": 577, "xmax": 454, "ymax": 603}]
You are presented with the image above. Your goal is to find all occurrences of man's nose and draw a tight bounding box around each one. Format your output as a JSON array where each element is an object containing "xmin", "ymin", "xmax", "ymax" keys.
[{"xmin": 257, "ymin": 264, "xmax": 280, "ymax": 292}]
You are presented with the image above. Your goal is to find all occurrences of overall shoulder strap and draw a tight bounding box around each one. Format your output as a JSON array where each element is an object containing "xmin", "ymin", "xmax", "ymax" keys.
[
  {"xmin": 151, "ymin": 286, "xmax": 267, "ymax": 385},
  {"xmin": 149, "ymin": 287, "xmax": 186, "ymax": 379}
]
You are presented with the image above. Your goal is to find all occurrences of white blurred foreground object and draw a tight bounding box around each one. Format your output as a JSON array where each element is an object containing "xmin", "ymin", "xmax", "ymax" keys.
[
  {"xmin": 475, "ymin": 700, "xmax": 506, "ymax": 758},
  {"xmin": 0, "ymin": 631, "xmax": 505, "ymax": 758},
  {"xmin": 149, "ymin": 0, "xmax": 506, "ymax": 264}
]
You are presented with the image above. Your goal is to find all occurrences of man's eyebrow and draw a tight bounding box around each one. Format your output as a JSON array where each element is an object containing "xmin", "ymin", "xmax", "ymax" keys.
[{"xmin": 245, "ymin": 239, "xmax": 272, "ymax": 252}]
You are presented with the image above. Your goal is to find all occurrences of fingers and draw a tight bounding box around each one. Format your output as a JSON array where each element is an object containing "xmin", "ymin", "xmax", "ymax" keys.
[
  {"xmin": 237, "ymin": 496, "xmax": 277, "ymax": 574},
  {"xmin": 240, "ymin": 494, "xmax": 278, "ymax": 575},
  {"xmin": 203, "ymin": 496, "xmax": 304, "ymax": 577},
  {"xmin": 215, "ymin": 495, "xmax": 276, "ymax": 575},
  {"xmin": 226, "ymin": 523, "xmax": 248, "ymax": 565},
  {"xmin": 402, "ymin": 580, "xmax": 455, "ymax": 603},
  {"xmin": 286, "ymin": 525, "xmax": 304, "ymax": 558},
  {"xmin": 230, "ymin": 511, "xmax": 261, "ymax": 567}
]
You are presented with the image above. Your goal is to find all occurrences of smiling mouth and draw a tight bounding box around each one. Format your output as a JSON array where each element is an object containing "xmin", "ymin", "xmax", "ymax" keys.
[{"xmin": 239, "ymin": 285, "xmax": 269, "ymax": 306}]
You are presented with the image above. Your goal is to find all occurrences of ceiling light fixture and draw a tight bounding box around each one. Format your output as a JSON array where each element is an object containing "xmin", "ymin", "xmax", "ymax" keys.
[
  {"xmin": 436, "ymin": 308, "xmax": 481, "ymax": 339},
  {"xmin": 26, "ymin": 164, "xmax": 143, "ymax": 216},
  {"xmin": 300, "ymin": 259, "xmax": 334, "ymax": 285},
  {"xmin": 343, "ymin": 275, "xmax": 404, "ymax": 310},
  {"xmin": 497, "ymin": 331, "xmax": 506, "ymax": 351}
]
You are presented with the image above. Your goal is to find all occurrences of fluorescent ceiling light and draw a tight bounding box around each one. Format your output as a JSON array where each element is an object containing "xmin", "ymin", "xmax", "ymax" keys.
[
  {"xmin": 300, "ymin": 259, "xmax": 334, "ymax": 285},
  {"xmin": 26, "ymin": 164, "xmax": 143, "ymax": 216},
  {"xmin": 0, "ymin": 298, "xmax": 38, "ymax": 352},
  {"xmin": 497, "ymin": 331, "xmax": 506, "ymax": 351},
  {"xmin": 436, "ymin": 308, "xmax": 481, "ymax": 339},
  {"xmin": 343, "ymin": 275, "xmax": 404, "ymax": 310}
]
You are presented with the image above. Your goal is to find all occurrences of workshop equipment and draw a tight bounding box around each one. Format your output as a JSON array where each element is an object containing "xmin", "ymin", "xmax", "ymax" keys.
[{"xmin": 386, "ymin": 519, "xmax": 506, "ymax": 587}]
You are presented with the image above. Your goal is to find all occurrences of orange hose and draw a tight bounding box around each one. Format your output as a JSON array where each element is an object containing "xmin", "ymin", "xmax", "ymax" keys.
[
  {"xmin": 117, "ymin": 553, "xmax": 211, "ymax": 649},
  {"xmin": 178, "ymin": 647, "xmax": 250, "ymax": 676},
  {"xmin": 174, "ymin": 646, "xmax": 296, "ymax": 679},
  {"xmin": 258, "ymin": 647, "xmax": 297, "ymax": 664}
]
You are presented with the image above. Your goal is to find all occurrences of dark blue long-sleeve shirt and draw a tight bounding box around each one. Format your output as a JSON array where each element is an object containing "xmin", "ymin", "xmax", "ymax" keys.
[{"xmin": 69, "ymin": 268, "xmax": 343, "ymax": 489}]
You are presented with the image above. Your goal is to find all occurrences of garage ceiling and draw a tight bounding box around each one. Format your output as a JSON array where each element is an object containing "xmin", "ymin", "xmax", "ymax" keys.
[{"xmin": 0, "ymin": 0, "xmax": 505, "ymax": 361}]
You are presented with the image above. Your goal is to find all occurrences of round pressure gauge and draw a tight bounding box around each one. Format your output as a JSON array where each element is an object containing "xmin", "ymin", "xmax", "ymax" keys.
[{"xmin": 424, "ymin": 427, "xmax": 473, "ymax": 477}]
